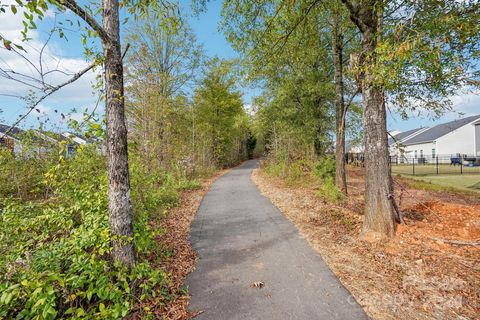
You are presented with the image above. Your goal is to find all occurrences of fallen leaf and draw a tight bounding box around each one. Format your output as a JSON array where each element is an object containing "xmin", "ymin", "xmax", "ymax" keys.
[{"xmin": 250, "ymin": 281, "xmax": 265, "ymax": 288}]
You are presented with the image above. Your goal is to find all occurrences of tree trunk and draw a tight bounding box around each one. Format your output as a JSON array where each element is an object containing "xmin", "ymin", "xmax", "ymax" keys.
[
  {"xmin": 103, "ymin": 0, "xmax": 136, "ymax": 267},
  {"xmin": 340, "ymin": 0, "xmax": 396, "ymax": 238},
  {"xmin": 332, "ymin": 17, "xmax": 348, "ymax": 194},
  {"xmin": 360, "ymin": 29, "xmax": 396, "ymax": 238}
]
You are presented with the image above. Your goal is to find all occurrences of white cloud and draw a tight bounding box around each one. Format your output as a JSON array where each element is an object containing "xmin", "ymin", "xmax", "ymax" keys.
[
  {"xmin": 66, "ymin": 112, "xmax": 86, "ymax": 122},
  {"xmin": 0, "ymin": 0, "xmax": 102, "ymax": 128},
  {"xmin": 446, "ymin": 93, "xmax": 480, "ymax": 119},
  {"xmin": 388, "ymin": 91, "xmax": 480, "ymax": 132}
]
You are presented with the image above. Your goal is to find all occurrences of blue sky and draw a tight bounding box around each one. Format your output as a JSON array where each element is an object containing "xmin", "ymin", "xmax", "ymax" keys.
[{"xmin": 0, "ymin": 0, "xmax": 478, "ymax": 132}]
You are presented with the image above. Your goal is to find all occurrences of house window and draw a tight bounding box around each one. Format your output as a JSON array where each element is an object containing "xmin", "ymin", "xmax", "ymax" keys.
[
  {"xmin": 414, "ymin": 150, "xmax": 417, "ymax": 158},
  {"xmin": 420, "ymin": 150, "xmax": 423, "ymax": 158},
  {"xmin": 432, "ymin": 148, "xmax": 436, "ymax": 158}
]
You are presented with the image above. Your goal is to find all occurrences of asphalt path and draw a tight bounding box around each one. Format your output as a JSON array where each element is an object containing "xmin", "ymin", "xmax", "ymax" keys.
[{"xmin": 186, "ymin": 160, "xmax": 368, "ymax": 319}]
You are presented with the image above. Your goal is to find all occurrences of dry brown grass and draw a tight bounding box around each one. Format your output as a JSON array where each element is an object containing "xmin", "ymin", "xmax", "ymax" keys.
[{"xmin": 251, "ymin": 163, "xmax": 480, "ymax": 320}]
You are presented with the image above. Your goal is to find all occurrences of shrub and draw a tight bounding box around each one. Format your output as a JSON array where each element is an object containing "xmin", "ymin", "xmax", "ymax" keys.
[
  {"xmin": 0, "ymin": 141, "xmax": 201, "ymax": 318},
  {"xmin": 264, "ymin": 157, "xmax": 313, "ymax": 184},
  {"xmin": 317, "ymin": 178, "xmax": 345, "ymax": 203},
  {"xmin": 313, "ymin": 156, "xmax": 336, "ymax": 181}
]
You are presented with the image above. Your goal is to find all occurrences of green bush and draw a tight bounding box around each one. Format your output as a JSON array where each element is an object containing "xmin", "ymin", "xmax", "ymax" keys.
[
  {"xmin": 264, "ymin": 157, "xmax": 313, "ymax": 184},
  {"xmin": 0, "ymin": 141, "xmax": 200, "ymax": 319},
  {"xmin": 317, "ymin": 178, "xmax": 345, "ymax": 203},
  {"xmin": 313, "ymin": 156, "xmax": 336, "ymax": 180}
]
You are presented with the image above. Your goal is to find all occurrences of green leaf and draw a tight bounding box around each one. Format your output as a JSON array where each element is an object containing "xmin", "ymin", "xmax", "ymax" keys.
[{"xmin": 14, "ymin": 44, "xmax": 26, "ymax": 52}]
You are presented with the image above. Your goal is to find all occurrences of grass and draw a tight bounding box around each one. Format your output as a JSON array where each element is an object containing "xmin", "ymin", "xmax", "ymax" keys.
[
  {"xmin": 391, "ymin": 164, "xmax": 480, "ymax": 175},
  {"xmin": 398, "ymin": 174, "xmax": 480, "ymax": 193}
]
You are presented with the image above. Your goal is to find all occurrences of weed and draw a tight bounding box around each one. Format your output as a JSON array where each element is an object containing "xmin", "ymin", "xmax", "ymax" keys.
[{"xmin": 318, "ymin": 178, "xmax": 345, "ymax": 203}]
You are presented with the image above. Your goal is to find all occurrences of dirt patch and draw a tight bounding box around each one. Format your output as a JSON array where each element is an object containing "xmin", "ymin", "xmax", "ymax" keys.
[
  {"xmin": 129, "ymin": 169, "xmax": 230, "ymax": 320},
  {"xmin": 251, "ymin": 164, "xmax": 480, "ymax": 320}
]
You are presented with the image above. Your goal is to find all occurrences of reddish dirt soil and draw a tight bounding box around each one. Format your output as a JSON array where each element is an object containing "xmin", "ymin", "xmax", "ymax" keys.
[{"xmin": 252, "ymin": 164, "xmax": 480, "ymax": 320}]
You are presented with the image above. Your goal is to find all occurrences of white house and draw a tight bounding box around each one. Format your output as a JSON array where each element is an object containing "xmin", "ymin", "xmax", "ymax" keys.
[
  {"xmin": 0, "ymin": 125, "xmax": 93, "ymax": 157},
  {"xmin": 0, "ymin": 124, "xmax": 53, "ymax": 156},
  {"xmin": 388, "ymin": 127, "xmax": 429, "ymax": 157},
  {"xmin": 397, "ymin": 115, "xmax": 480, "ymax": 161}
]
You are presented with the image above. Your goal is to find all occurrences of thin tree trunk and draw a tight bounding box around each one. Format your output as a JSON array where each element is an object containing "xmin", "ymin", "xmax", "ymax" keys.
[
  {"xmin": 332, "ymin": 17, "xmax": 348, "ymax": 194},
  {"xmin": 103, "ymin": 0, "xmax": 136, "ymax": 267}
]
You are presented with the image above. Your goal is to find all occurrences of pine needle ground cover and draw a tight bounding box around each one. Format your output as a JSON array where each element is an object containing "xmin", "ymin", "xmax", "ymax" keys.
[{"xmin": 253, "ymin": 160, "xmax": 479, "ymax": 320}]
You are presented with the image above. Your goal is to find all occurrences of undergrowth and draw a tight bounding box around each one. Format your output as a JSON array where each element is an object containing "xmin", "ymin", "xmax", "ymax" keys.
[
  {"xmin": 0, "ymin": 142, "xmax": 201, "ymax": 319},
  {"xmin": 264, "ymin": 156, "xmax": 344, "ymax": 203}
]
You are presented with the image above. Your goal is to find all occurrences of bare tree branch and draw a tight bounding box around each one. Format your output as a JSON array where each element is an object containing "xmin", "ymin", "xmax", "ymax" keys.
[
  {"xmin": 3, "ymin": 42, "xmax": 132, "ymax": 135},
  {"xmin": 4, "ymin": 61, "xmax": 97, "ymax": 136},
  {"xmin": 345, "ymin": 86, "xmax": 361, "ymax": 111}
]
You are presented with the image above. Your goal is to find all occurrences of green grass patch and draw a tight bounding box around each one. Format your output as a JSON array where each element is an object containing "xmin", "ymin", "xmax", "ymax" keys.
[
  {"xmin": 392, "ymin": 164, "xmax": 480, "ymax": 176},
  {"xmin": 398, "ymin": 174, "xmax": 480, "ymax": 194}
]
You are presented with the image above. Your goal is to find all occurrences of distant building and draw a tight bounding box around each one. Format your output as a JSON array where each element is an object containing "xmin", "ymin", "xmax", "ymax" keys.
[
  {"xmin": 0, "ymin": 124, "xmax": 24, "ymax": 154},
  {"xmin": 341, "ymin": 114, "xmax": 480, "ymax": 165},
  {"xmin": 0, "ymin": 125, "xmax": 98, "ymax": 157},
  {"xmin": 388, "ymin": 127, "xmax": 429, "ymax": 158},
  {"xmin": 0, "ymin": 124, "xmax": 51, "ymax": 156},
  {"xmin": 395, "ymin": 115, "xmax": 480, "ymax": 161}
]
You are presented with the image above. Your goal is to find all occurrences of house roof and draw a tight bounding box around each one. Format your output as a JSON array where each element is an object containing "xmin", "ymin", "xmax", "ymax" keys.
[
  {"xmin": 388, "ymin": 127, "xmax": 427, "ymax": 146},
  {"xmin": 0, "ymin": 124, "xmax": 55, "ymax": 145},
  {"xmin": 0, "ymin": 124, "xmax": 25, "ymax": 139},
  {"xmin": 403, "ymin": 115, "xmax": 480, "ymax": 145},
  {"xmin": 62, "ymin": 132, "xmax": 92, "ymax": 145}
]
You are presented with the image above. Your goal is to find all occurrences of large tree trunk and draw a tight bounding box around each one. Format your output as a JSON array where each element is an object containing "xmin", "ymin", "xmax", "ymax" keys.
[
  {"xmin": 332, "ymin": 18, "xmax": 348, "ymax": 194},
  {"xmin": 341, "ymin": 0, "xmax": 396, "ymax": 238},
  {"xmin": 103, "ymin": 0, "xmax": 136, "ymax": 266},
  {"xmin": 360, "ymin": 27, "xmax": 396, "ymax": 238}
]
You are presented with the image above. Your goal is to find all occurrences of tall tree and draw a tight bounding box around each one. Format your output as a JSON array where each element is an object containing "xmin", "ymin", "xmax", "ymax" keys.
[
  {"xmin": 0, "ymin": 0, "xmax": 173, "ymax": 266},
  {"xmin": 340, "ymin": 0, "xmax": 396, "ymax": 237},
  {"xmin": 193, "ymin": 59, "xmax": 247, "ymax": 167},
  {"xmin": 125, "ymin": 12, "xmax": 204, "ymax": 168},
  {"xmin": 102, "ymin": 0, "xmax": 136, "ymax": 266},
  {"xmin": 340, "ymin": 0, "xmax": 480, "ymax": 238},
  {"xmin": 327, "ymin": 1, "xmax": 359, "ymax": 194}
]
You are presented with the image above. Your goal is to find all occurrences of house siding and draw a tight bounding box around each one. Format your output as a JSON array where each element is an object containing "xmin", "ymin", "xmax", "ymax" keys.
[
  {"xmin": 403, "ymin": 141, "xmax": 436, "ymax": 161},
  {"xmin": 435, "ymin": 122, "xmax": 476, "ymax": 156},
  {"xmin": 389, "ymin": 127, "xmax": 429, "ymax": 156},
  {"xmin": 475, "ymin": 124, "xmax": 480, "ymax": 156}
]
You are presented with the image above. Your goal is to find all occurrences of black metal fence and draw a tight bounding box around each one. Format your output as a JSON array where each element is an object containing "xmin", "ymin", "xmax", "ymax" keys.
[{"xmin": 390, "ymin": 154, "xmax": 480, "ymax": 176}]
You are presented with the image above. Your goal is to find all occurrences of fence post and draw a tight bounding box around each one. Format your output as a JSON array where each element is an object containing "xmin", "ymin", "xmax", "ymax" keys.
[
  {"xmin": 461, "ymin": 159, "xmax": 463, "ymax": 174},
  {"xmin": 413, "ymin": 158, "xmax": 415, "ymax": 176},
  {"xmin": 436, "ymin": 156, "xmax": 439, "ymax": 175}
]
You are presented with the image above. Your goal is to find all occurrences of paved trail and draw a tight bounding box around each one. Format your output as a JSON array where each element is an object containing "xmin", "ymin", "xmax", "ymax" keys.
[{"xmin": 186, "ymin": 160, "xmax": 368, "ymax": 319}]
